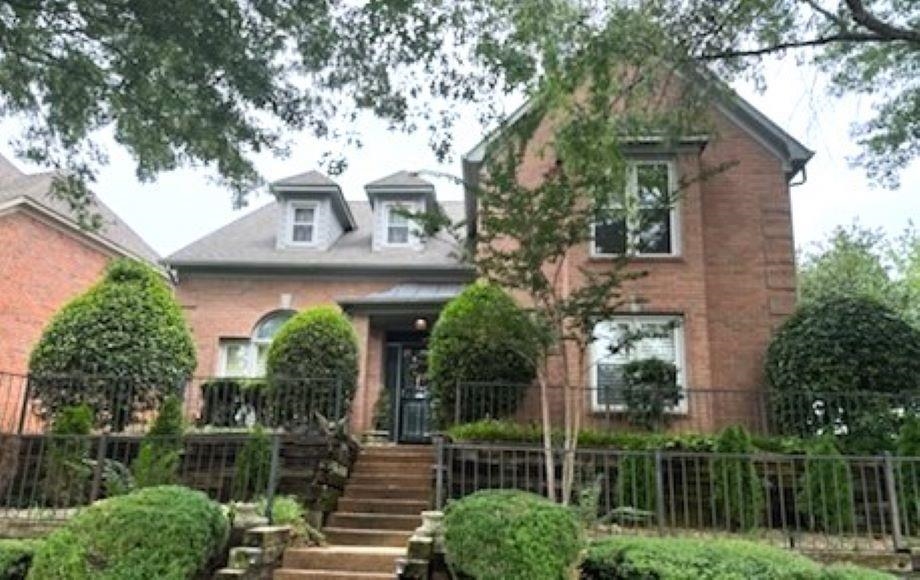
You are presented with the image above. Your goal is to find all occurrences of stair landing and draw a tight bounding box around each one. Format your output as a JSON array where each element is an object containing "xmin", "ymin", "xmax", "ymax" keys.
[{"xmin": 274, "ymin": 445, "xmax": 433, "ymax": 580}]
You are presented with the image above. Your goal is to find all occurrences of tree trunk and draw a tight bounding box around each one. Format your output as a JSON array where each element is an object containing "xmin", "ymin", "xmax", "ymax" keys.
[{"xmin": 538, "ymin": 371, "xmax": 557, "ymax": 502}]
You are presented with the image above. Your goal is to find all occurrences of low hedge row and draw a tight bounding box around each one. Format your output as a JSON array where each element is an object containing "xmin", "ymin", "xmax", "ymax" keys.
[{"xmin": 581, "ymin": 536, "xmax": 893, "ymax": 580}]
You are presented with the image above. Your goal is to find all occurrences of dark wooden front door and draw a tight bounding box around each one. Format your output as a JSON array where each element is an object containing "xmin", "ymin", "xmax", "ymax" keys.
[{"xmin": 385, "ymin": 336, "xmax": 430, "ymax": 443}]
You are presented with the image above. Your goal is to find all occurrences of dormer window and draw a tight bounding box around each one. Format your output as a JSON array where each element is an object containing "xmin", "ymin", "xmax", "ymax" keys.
[
  {"xmin": 289, "ymin": 202, "xmax": 317, "ymax": 245},
  {"xmin": 385, "ymin": 203, "xmax": 411, "ymax": 245}
]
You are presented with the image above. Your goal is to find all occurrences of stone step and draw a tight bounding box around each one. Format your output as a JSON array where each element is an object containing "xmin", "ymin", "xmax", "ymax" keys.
[
  {"xmin": 322, "ymin": 527, "xmax": 413, "ymax": 548},
  {"xmin": 337, "ymin": 498, "xmax": 428, "ymax": 515},
  {"xmin": 348, "ymin": 475, "xmax": 431, "ymax": 488},
  {"xmin": 343, "ymin": 485, "xmax": 430, "ymax": 501},
  {"xmin": 350, "ymin": 462, "xmax": 432, "ymax": 476},
  {"xmin": 274, "ymin": 570, "xmax": 392, "ymax": 580},
  {"xmin": 359, "ymin": 446, "xmax": 431, "ymax": 458},
  {"xmin": 327, "ymin": 512, "xmax": 421, "ymax": 531},
  {"xmin": 282, "ymin": 546, "xmax": 404, "ymax": 573},
  {"xmin": 356, "ymin": 453, "xmax": 432, "ymax": 465}
]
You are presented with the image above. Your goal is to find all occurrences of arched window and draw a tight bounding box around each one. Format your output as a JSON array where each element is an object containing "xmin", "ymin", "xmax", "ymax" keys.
[{"xmin": 218, "ymin": 310, "xmax": 294, "ymax": 377}]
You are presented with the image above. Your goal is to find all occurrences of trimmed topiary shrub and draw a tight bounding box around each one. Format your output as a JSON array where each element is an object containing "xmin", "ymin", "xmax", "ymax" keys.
[
  {"xmin": 27, "ymin": 486, "xmax": 228, "ymax": 580},
  {"xmin": 711, "ymin": 425, "xmax": 763, "ymax": 531},
  {"xmin": 0, "ymin": 539, "xmax": 41, "ymax": 580},
  {"xmin": 428, "ymin": 283, "xmax": 541, "ymax": 427},
  {"xmin": 132, "ymin": 396, "xmax": 184, "ymax": 488},
  {"xmin": 443, "ymin": 489, "xmax": 582, "ymax": 580},
  {"xmin": 266, "ymin": 306, "xmax": 358, "ymax": 423},
  {"xmin": 581, "ymin": 536, "xmax": 893, "ymax": 579},
  {"xmin": 765, "ymin": 296, "xmax": 920, "ymax": 444},
  {"xmin": 620, "ymin": 358, "xmax": 681, "ymax": 430},
  {"xmin": 28, "ymin": 259, "xmax": 196, "ymax": 430},
  {"xmin": 798, "ymin": 436, "xmax": 854, "ymax": 533}
]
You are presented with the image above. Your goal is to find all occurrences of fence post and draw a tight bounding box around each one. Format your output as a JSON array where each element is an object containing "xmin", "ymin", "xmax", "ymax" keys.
[
  {"xmin": 454, "ymin": 382, "xmax": 461, "ymax": 426},
  {"xmin": 89, "ymin": 434, "xmax": 107, "ymax": 502},
  {"xmin": 654, "ymin": 450, "xmax": 665, "ymax": 536},
  {"xmin": 884, "ymin": 452, "xmax": 904, "ymax": 551},
  {"xmin": 264, "ymin": 432, "xmax": 282, "ymax": 524},
  {"xmin": 434, "ymin": 435, "xmax": 445, "ymax": 510}
]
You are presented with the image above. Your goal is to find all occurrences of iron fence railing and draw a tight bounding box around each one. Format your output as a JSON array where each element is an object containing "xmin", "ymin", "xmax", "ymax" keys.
[
  {"xmin": 0, "ymin": 372, "xmax": 349, "ymax": 435},
  {"xmin": 434, "ymin": 439, "xmax": 920, "ymax": 553},
  {"xmin": 449, "ymin": 382, "xmax": 920, "ymax": 438}
]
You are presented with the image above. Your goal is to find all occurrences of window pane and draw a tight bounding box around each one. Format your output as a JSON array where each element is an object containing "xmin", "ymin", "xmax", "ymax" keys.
[
  {"xmin": 292, "ymin": 224, "xmax": 313, "ymax": 242},
  {"xmin": 636, "ymin": 208, "xmax": 671, "ymax": 254},
  {"xmin": 388, "ymin": 226, "xmax": 410, "ymax": 244},
  {"xmin": 634, "ymin": 322, "xmax": 676, "ymax": 363},
  {"xmin": 294, "ymin": 207, "xmax": 315, "ymax": 223},
  {"xmin": 255, "ymin": 344, "xmax": 270, "ymax": 376},
  {"xmin": 594, "ymin": 218, "xmax": 627, "ymax": 255},
  {"xmin": 222, "ymin": 342, "xmax": 250, "ymax": 376},
  {"xmin": 254, "ymin": 312, "xmax": 293, "ymax": 341},
  {"xmin": 388, "ymin": 206, "xmax": 409, "ymax": 226},
  {"xmin": 596, "ymin": 363, "xmax": 626, "ymax": 406},
  {"xmin": 636, "ymin": 164, "xmax": 670, "ymax": 208}
]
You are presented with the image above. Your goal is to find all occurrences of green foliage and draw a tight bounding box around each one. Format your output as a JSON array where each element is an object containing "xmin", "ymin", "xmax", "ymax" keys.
[
  {"xmin": 581, "ymin": 535, "xmax": 893, "ymax": 580},
  {"xmin": 711, "ymin": 425, "xmax": 763, "ymax": 531},
  {"xmin": 42, "ymin": 405, "xmax": 93, "ymax": 508},
  {"xmin": 232, "ymin": 427, "xmax": 272, "ymax": 501},
  {"xmin": 443, "ymin": 490, "xmax": 582, "ymax": 580},
  {"xmin": 428, "ymin": 283, "xmax": 541, "ymax": 427},
  {"xmin": 620, "ymin": 358, "xmax": 681, "ymax": 430},
  {"xmin": 27, "ymin": 486, "xmax": 228, "ymax": 580},
  {"xmin": 0, "ymin": 539, "xmax": 41, "ymax": 580},
  {"xmin": 896, "ymin": 417, "xmax": 920, "ymax": 532},
  {"xmin": 132, "ymin": 396, "xmax": 184, "ymax": 488},
  {"xmin": 765, "ymin": 296, "xmax": 920, "ymax": 444},
  {"xmin": 266, "ymin": 306, "xmax": 358, "ymax": 423},
  {"xmin": 198, "ymin": 378, "xmax": 270, "ymax": 428},
  {"xmin": 28, "ymin": 259, "xmax": 195, "ymax": 430},
  {"xmin": 614, "ymin": 452, "xmax": 657, "ymax": 514},
  {"xmin": 798, "ymin": 436, "xmax": 854, "ymax": 533},
  {"xmin": 257, "ymin": 495, "xmax": 323, "ymax": 545}
]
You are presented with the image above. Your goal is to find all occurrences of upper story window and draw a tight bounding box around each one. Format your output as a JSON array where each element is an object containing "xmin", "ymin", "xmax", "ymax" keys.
[
  {"xmin": 384, "ymin": 202, "xmax": 412, "ymax": 246},
  {"xmin": 593, "ymin": 161, "xmax": 679, "ymax": 257},
  {"xmin": 289, "ymin": 202, "xmax": 317, "ymax": 245},
  {"xmin": 218, "ymin": 310, "xmax": 294, "ymax": 377}
]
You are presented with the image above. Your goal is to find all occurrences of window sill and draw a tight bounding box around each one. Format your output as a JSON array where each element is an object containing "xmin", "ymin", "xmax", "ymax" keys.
[{"xmin": 589, "ymin": 405, "xmax": 689, "ymax": 416}]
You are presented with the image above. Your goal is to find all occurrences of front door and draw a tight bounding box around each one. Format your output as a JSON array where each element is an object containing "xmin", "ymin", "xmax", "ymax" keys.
[{"xmin": 385, "ymin": 336, "xmax": 430, "ymax": 443}]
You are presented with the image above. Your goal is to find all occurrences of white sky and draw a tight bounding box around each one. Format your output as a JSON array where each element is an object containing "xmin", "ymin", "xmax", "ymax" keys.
[{"xmin": 1, "ymin": 57, "xmax": 918, "ymax": 258}]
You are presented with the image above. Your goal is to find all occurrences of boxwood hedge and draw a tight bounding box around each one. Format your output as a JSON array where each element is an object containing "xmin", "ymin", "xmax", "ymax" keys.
[{"xmin": 27, "ymin": 486, "xmax": 228, "ymax": 580}]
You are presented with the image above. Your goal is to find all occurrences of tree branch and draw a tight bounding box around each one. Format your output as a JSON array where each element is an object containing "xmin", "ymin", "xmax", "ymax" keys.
[
  {"xmin": 696, "ymin": 32, "xmax": 885, "ymax": 60},
  {"xmin": 844, "ymin": 0, "xmax": 920, "ymax": 44}
]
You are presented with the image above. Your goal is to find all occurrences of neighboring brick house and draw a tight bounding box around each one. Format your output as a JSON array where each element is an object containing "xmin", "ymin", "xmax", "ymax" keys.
[
  {"xmin": 168, "ymin": 86, "xmax": 811, "ymax": 440},
  {"xmin": 0, "ymin": 154, "xmax": 159, "ymax": 429}
]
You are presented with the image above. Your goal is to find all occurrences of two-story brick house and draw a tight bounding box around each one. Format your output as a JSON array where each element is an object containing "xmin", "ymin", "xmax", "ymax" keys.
[{"xmin": 167, "ymin": 92, "xmax": 811, "ymax": 441}]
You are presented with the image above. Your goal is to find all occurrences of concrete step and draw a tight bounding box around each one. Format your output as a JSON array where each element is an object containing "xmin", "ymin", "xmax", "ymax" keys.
[
  {"xmin": 327, "ymin": 512, "xmax": 421, "ymax": 531},
  {"xmin": 282, "ymin": 546, "xmax": 404, "ymax": 573},
  {"xmin": 343, "ymin": 485, "xmax": 430, "ymax": 501},
  {"xmin": 274, "ymin": 570, "xmax": 392, "ymax": 580},
  {"xmin": 348, "ymin": 475, "xmax": 431, "ymax": 488},
  {"xmin": 337, "ymin": 498, "xmax": 428, "ymax": 515},
  {"xmin": 322, "ymin": 527, "xmax": 413, "ymax": 548}
]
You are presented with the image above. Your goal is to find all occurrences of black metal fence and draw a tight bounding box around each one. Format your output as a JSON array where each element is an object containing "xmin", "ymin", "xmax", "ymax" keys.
[
  {"xmin": 0, "ymin": 372, "xmax": 349, "ymax": 435},
  {"xmin": 449, "ymin": 382, "xmax": 920, "ymax": 438},
  {"xmin": 434, "ymin": 439, "xmax": 920, "ymax": 553}
]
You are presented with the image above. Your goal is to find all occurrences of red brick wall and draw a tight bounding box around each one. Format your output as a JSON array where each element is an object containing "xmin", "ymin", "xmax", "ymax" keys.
[{"xmin": 0, "ymin": 210, "xmax": 113, "ymax": 430}]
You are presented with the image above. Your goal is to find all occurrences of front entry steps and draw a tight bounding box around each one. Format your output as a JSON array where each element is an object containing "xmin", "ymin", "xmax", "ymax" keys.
[{"xmin": 274, "ymin": 445, "xmax": 433, "ymax": 579}]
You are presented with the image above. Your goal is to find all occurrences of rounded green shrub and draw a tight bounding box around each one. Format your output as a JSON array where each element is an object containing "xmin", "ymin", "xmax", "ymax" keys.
[
  {"xmin": 766, "ymin": 297, "xmax": 920, "ymax": 442},
  {"xmin": 444, "ymin": 490, "xmax": 582, "ymax": 580},
  {"xmin": 0, "ymin": 538, "xmax": 41, "ymax": 580},
  {"xmin": 266, "ymin": 305, "xmax": 358, "ymax": 421},
  {"xmin": 428, "ymin": 283, "xmax": 541, "ymax": 426},
  {"xmin": 27, "ymin": 486, "xmax": 228, "ymax": 580},
  {"xmin": 28, "ymin": 259, "xmax": 196, "ymax": 430}
]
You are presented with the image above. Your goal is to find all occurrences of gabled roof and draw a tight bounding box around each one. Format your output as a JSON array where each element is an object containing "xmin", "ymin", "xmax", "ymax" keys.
[
  {"xmin": 273, "ymin": 170, "xmax": 340, "ymax": 188},
  {"xmin": 365, "ymin": 170, "xmax": 435, "ymax": 191},
  {"xmin": 0, "ymin": 155, "xmax": 159, "ymax": 264},
  {"xmin": 270, "ymin": 170, "xmax": 357, "ymax": 231}
]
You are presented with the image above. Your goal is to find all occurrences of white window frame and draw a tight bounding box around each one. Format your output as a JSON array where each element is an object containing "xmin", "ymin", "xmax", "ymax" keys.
[
  {"xmin": 218, "ymin": 339, "xmax": 255, "ymax": 377},
  {"xmin": 382, "ymin": 201, "xmax": 414, "ymax": 247},
  {"xmin": 287, "ymin": 201, "xmax": 318, "ymax": 246},
  {"xmin": 588, "ymin": 314, "xmax": 687, "ymax": 413},
  {"xmin": 590, "ymin": 160, "xmax": 681, "ymax": 258}
]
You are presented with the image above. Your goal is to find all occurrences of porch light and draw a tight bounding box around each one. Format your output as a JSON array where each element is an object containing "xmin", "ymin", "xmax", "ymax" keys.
[{"xmin": 414, "ymin": 317, "xmax": 428, "ymax": 331}]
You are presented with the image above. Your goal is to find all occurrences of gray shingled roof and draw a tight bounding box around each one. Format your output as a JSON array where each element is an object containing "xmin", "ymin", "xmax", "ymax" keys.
[
  {"xmin": 339, "ymin": 283, "xmax": 465, "ymax": 305},
  {"xmin": 365, "ymin": 171, "xmax": 434, "ymax": 190},
  {"xmin": 0, "ymin": 156, "xmax": 159, "ymax": 263},
  {"xmin": 166, "ymin": 199, "xmax": 469, "ymax": 271},
  {"xmin": 273, "ymin": 170, "xmax": 340, "ymax": 188}
]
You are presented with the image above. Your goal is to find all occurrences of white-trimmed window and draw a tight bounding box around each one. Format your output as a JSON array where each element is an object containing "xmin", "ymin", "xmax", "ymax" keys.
[
  {"xmin": 385, "ymin": 202, "xmax": 412, "ymax": 245},
  {"xmin": 288, "ymin": 202, "xmax": 317, "ymax": 245},
  {"xmin": 589, "ymin": 315, "xmax": 685, "ymax": 411},
  {"xmin": 217, "ymin": 311, "xmax": 294, "ymax": 377},
  {"xmin": 593, "ymin": 161, "xmax": 679, "ymax": 257}
]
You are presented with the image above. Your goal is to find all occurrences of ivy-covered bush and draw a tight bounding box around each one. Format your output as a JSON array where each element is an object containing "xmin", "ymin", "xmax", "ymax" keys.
[
  {"xmin": 798, "ymin": 436, "xmax": 854, "ymax": 533},
  {"xmin": 132, "ymin": 396, "xmax": 184, "ymax": 488},
  {"xmin": 620, "ymin": 358, "xmax": 681, "ymax": 430},
  {"xmin": 266, "ymin": 306, "xmax": 358, "ymax": 423},
  {"xmin": 765, "ymin": 297, "xmax": 920, "ymax": 444},
  {"xmin": 42, "ymin": 405, "xmax": 93, "ymax": 507},
  {"xmin": 27, "ymin": 486, "xmax": 228, "ymax": 580},
  {"xmin": 428, "ymin": 283, "xmax": 541, "ymax": 427},
  {"xmin": 711, "ymin": 425, "xmax": 763, "ymax": 531},
  {"xmin": 0, "ymin": 539, "xmax": 40, "ymax": 580},
  {"xmin": 444, "ymin": 490, "xmax": 582, "ymax": 580},
  {"xmin": 28, "ymin": 259, "xmax": 196, "ymax": 430},
  {"xmin": 581, "ymin": 536, "xmax": 892, "ymax": 580}
]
